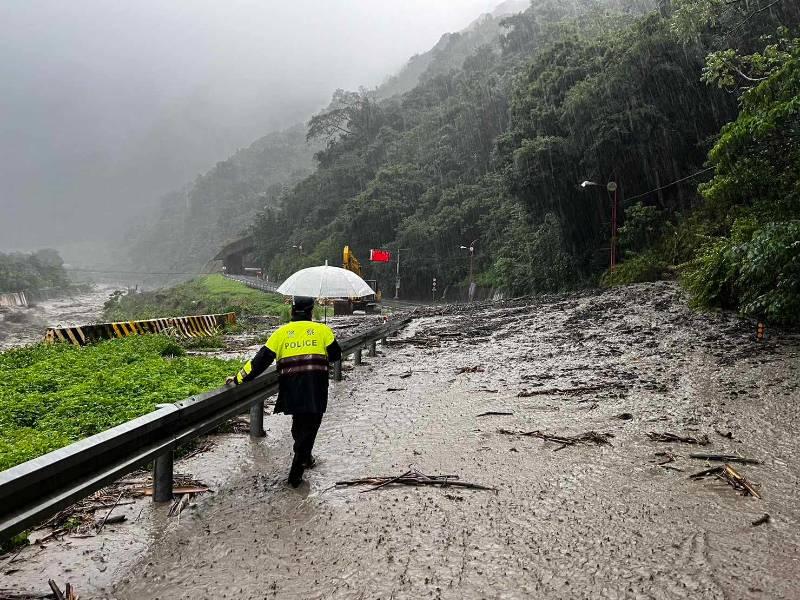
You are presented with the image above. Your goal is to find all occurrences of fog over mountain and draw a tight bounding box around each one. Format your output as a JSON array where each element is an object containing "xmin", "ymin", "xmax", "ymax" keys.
[{"xmin": 0, "ymin": 0, "xmax": 498, "ymax": 254}]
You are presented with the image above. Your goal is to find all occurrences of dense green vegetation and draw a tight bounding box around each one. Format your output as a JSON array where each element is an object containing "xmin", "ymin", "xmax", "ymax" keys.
[
  {"xmin": 0, "ymin": 336, "xmax": 239, "ymax": 471},
  {"xmin": 247, "ymin": 0, "xmax": 798, "ymax": 323},
  {"xmin": 103, "ymin": 274, "xmax": 287, "ymax": 321},
  {"xmin": 682, "ymin": 35, "xmax": 799, "ymax": 324},
  {"xmin": 0, "ymin": 249, "xmax": 69, "ymax": 293}
]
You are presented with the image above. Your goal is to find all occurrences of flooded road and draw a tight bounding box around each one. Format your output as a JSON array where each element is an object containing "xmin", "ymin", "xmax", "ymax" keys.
[
  {"xmin": 0, "ymin": 285, "xmax": 117, "ymax": 350},
  {"xmin": 103, "ymin": 282, "xmax": 800, "ymax": 600}
]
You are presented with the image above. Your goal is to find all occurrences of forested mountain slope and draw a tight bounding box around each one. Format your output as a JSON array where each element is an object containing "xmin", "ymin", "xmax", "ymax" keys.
[
  {"xmin": 250, "ymin": 0, "xmax": 799, "ymax": 323},
  {"xmin": 120, "ymin": 2, "xmax": 530, "ymax": 278},
  {"xmin": 121, "ymin": 124, "xmax": 315, "ymax": 275},
  {"xmin": 377, "ymin": 0, "xmax": 528, "ymax": 99}
]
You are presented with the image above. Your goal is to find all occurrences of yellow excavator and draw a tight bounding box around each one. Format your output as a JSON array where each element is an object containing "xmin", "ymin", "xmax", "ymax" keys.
[{"xmin": 335, "ymin": 246, "xmax": 380, "ymax": 315}]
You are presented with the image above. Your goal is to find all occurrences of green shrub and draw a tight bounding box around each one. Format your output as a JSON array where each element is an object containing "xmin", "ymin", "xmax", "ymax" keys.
[
  {"xmin": 618, "ymin": 203, "xmax": 667, "ymax": 257},
  {"xmin": 180, "ymin": 335, "xmax": 225, "ymax": 350},
  {"xmin": 601, "ymin": 253, "xmax": 668, "ymax": 287},
  {"xmin": 683, "ymin": 220, "xmax": 800, "ymax": 324}
]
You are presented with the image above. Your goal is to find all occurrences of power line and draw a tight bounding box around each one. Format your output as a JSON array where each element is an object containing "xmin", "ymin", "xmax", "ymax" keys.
[{"xmin": 624, "ymin": 167, "xmax": 715, "ymax": 205}]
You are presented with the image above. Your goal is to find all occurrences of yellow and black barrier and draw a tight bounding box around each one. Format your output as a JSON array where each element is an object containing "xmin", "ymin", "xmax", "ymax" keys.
[{"xmin": 44, "ymin": 312, "xmax": 237, "ymax": 346}]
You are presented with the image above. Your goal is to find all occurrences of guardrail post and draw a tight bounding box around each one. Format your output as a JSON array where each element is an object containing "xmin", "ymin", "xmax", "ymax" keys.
[
  {"xmin": 250, "ymin": 400, "xmax": 266, "ymax": 438},
  {"xmin": 368, "ymin": 341, "xmax": 377, "ymax": 357},
  {"xmin": 354, "ymin": 349, "xmax": 362, "ymax": 365},
  {"xmin": 152, "ymin": 451, "xmax": 174, "ymax": 503},
  {"xmin": 334, "ymin": 360, "xmax": 342, "ymax": 381}
]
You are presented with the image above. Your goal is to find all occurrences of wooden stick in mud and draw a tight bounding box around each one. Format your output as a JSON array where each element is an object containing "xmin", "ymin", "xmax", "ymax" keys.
[
  {"xmin": 723, "ymin": 464, "xmax": 761, "ymax": 499},
  {"xmin": 96, "ymin": 491, "xmax": 124, "ymax": 533},
  {"xmin": 517, "ymin": 384, "xmax": 616, "ymax": 397},
  {"xmin": 689, "ymin": 463, "xmax": 761, "ymax": 498},
  {"xmin": 48, "ymin": 580, "xmax": 65, "ymax": 600},
  {"xmin": 359, "ymin": 469, "xmax": 414, "ymax": 494},
  {"xmin": 498, "ymin": 428, "xmax": 614, "ymax": 448},
  {"xmin": 689, "ymin": 453, "xmax": 761, "ymax": 464},
  {"xmin": 647, "ymin": 431, "xmax": 710, "ymax": 445},
  {"xmin": 337, "ymin": 470, "xmax": 495, "ymax": 492}
]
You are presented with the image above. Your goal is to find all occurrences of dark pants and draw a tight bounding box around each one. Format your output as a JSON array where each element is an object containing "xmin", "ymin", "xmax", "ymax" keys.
[{"xmin": 290, "ymin": 413, "xmax": 323, "ymax": 469}]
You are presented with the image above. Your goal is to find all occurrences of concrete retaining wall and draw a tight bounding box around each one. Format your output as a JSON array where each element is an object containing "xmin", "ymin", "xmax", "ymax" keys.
[
  {"xmin": 45, "ymin": 312, "xmax": 237, "ymax": 346},
  {"xmin": 0, "ymin": 292, "xmax": 28, "ymax": 307}
]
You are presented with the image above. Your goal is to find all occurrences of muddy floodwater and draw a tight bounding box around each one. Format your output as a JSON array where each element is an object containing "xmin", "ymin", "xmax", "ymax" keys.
[
  {"xmin": 4, "ymin": 282, "xmax": 800, "ymax": 599},
  {"xmin": 0, "ymin": 285, "xmax": 117, "ymax": 350}
]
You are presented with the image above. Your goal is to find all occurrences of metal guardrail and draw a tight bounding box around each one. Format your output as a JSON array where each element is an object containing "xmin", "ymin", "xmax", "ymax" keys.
[
  {"xmin": 224, "ymin": 274, "xmax": 280, "ymax": 293},
  {"xmin": 0, "ymin": 316, "xmax": 412, "ymax": 541}
]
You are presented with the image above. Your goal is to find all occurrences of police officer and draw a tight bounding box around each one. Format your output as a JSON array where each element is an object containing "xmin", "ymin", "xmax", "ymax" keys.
[{"xmin": 227, "ymin": 296, "xmax": 341, "ymax": 487}]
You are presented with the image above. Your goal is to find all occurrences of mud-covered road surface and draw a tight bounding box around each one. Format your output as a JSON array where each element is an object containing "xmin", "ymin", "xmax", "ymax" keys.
[{"xmin": 97, "ymin": 282, "xmax": 799, "ymax": 600}]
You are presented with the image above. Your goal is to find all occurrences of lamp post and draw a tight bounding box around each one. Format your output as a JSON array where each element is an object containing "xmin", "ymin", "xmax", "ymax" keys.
[
  {"xmin": 459, "ymin": 239, "xmax": 477, "ymax": 301},
  {"xmin": 581, "ymin": 180, "xmax": 619, "ymax": 270}
]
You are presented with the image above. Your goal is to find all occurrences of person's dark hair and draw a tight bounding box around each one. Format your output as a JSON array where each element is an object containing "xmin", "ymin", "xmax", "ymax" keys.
[{"xmin": 291, "ymin": 296, "xmax": 315, "ymax": 320}]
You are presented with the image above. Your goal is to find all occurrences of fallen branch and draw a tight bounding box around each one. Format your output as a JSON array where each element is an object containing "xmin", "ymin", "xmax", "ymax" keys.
[
  {"xmin": 47, "ymin": 581, "xmax": 76, "ymax": 600},
  {"xmin": 752, "ymin": 513, "xmax": 770, "ymax": 527},
  {"xmin": 690, "ymin": 463, "xmax": 761, "ymax": 498},
  {"xmin": 95, "ymin": 491, "xmax": 124, "ymax": 533},
  {"xmin": 517, "ymin": 383, "xmax": 617, "ymax": 397},
  {"xmin": 456, "ymin": 365, "xmax": 484, "ymax": 374},
  {"xmin": 139, "ymin": 485, "xmax": 209, "ymax": 496},
  {"xmin": 476, "ymin": 411, "xmax": 513, "ymax": 417},
  {"xmin": 498, "ymin": 428, "xmax": 614, "ymax": 450},
  {"xmin": 653, "ymin": 451, "xmax": 676, "ymax": 465},
  {"xmin": 647, "ymin": 432, "xmax": 710, "ymax": 446},
  {"xmin": 336, "ymin": 468, "xmax": 495, "ymax": 492},
  {"xmin": 48, "ymin": 580, "xmax": 65, "ymax": 600},
  {"xmin": 689, "ymin": 453, "xmax": 761, "ymax": 465}
]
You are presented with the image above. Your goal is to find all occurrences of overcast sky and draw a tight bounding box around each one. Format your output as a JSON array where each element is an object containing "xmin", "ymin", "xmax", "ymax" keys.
[{"xmin": 0, "ymin": 0, "xmax": 500, "ymax": 253}]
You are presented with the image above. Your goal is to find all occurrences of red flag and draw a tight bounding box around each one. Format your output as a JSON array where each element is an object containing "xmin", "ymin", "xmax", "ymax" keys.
[{"xmin": 370, "ymin": 249, "xmax": 392, "ymax": 262}]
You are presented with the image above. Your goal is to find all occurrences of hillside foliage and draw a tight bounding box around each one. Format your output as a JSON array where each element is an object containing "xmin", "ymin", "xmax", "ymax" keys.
[
  {"xmin": 247, "ymin": 0, "xmax": 798, "ymax": 323},
  {"xmin": 123, "ymin": 0, "xmax": 800, "ymax": 323},
  {"xmin": 122, "ymin": 125, "xmax": 316, "ymax": 275},
  {"xmin": 0, "ymin": 249, "xmax": 69, "ymax": 293}
]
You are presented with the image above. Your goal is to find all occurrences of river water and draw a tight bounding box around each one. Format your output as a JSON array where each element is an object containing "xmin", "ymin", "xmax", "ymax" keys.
[{"xmin": 0, "ymin": 285, "xmax": 118, "ymax": 350}]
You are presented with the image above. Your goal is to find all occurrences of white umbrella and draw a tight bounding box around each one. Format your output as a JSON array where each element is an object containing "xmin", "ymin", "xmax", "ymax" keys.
[{"xmin": 277, "ymin": 264, "xmax": 375, "ymax": 299}]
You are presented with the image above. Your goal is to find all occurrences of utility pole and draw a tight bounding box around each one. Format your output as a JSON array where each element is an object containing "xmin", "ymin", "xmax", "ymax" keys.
[
  {"xmin": 608, "ymin": 181, "xmax": 618, "ymax": 271},
  {"xmin": 581, "ymin": 180, "xmax": 618, "ymax": 271},
  {"xmin": 460, "ymin": 239, "xmax": 477, "ymax": 302},
  {"xmin": 394, "ymin": 248, "xmax": 408, "ymax": 300}
]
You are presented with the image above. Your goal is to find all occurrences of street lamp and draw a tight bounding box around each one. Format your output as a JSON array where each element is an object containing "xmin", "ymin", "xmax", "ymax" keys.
[
  {"xmin": 459, "ymin": 239, "xmax": 477, "ymax": 302},
  {"xmin": 581, "ymin": 180, "xmax": 619, "ymax": 270}
]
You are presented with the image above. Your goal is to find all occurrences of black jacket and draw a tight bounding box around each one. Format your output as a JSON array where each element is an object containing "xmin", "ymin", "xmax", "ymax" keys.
[{"xmin": 234, "ymin": 318, "xmax": 341, "ymax": 415}]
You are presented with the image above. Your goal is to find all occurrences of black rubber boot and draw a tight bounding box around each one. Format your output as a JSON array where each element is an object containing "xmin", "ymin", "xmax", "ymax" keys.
[
  {"xmin": 288, "ymin": 459, "xmax": 304, "ymax": 488},
  {"xmin": 302, "ymin": 455, "xmax": 316, "ymax": 469}
]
